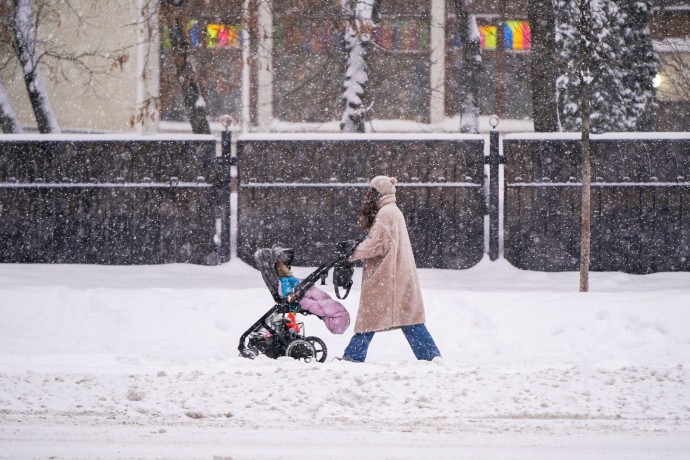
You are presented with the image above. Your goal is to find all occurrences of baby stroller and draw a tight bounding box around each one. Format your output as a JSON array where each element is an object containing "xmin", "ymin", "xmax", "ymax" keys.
[{"xmin": 238, "ymin": 240, "xmax": 359, "ymax": 363}]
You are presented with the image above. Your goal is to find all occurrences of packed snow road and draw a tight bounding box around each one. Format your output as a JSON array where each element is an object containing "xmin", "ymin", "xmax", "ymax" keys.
[{"xmin": 2, "ymin": 416, "xmax": 689, "ymax": 459}]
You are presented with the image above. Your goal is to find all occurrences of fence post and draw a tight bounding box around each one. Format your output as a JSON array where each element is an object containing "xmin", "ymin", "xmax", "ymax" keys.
[
  {"xmin": 218, "ymin": 130, "xmax": 233, "ymax": 262},
  {"xmin": 488, "ymin": 117, "xmax": 501, "ymax": 261}
]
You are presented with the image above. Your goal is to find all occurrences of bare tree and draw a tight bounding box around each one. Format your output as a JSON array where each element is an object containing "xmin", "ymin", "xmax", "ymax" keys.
[
  {"xmin": 1, "ymin": 0, "xmax": 134, "ymax": 133},
  {"xmin": 0, "ymin": 76, "xmax": 23, "ymax": 133},
  {"xmin": 453, "ymin": 0, "xmax": 481, "ymax": 134},
  {"xmin": 340, "ymin": 0, "xmax": 380, "ymax": 133},
  {"xmin": 0, "ymin": 3, "xmax": 21, "ymax": 133},
  {"xmin": 9, "ymin": 0, "xmax": 61, "ymax": 133},
  {"xmin": 160, "ymin": 0, "xmax": 210, "ymax": 134},
  {"xmin": 655, "ymin": 38, "xmax": 690, "ymax": 126},
  {"xmin": 656, "ymin": 39, "xmax": 690, "ymax": 104}
]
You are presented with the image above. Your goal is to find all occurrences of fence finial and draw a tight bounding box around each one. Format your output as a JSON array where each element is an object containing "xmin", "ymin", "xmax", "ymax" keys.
[{"xmin": 490, "ymin": 115, "xmax": 500, "ymax": 130}]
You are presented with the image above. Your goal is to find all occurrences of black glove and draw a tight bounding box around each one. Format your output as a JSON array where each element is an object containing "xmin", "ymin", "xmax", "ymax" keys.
[
  {"xmin": 333, "ymin": 261, "xmax": 354, "ymax": 289},
  {"xmin": 333, "ymin": 260, "xmax": 354, "ymax": 299}
]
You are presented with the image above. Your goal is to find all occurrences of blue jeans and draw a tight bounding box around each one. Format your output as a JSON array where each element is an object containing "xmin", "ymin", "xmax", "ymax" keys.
[{"xmin": 342, "ymin": 323, "xmax": 441, "ymax": 362}]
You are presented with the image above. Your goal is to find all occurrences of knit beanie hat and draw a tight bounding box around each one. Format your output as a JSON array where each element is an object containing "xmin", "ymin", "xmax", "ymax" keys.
[{"xmin": 370, "ymin": 175, "xmax": 397, "ymax": 196}]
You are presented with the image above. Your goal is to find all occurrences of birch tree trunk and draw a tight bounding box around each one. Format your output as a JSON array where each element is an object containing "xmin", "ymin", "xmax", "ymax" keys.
[
  {"xmin": 453, "ymin": 1, "xmax": 481, "ymax": 134},
  {"xmin": 11, "ymin": 0, "xmax": 61, "ymax": 133},
  {"xmin": 0, "ymin": 78, "xmax": 23, "ymax": 133},
  {"xmin": 340, "ymin": 0, "xmax": 379, "ymax": 133}
]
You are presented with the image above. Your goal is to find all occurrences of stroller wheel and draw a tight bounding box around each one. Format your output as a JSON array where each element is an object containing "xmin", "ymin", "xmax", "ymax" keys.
[
  {"xmin": 240, "ymin": 346, "xmax": 259, "ymax": 359},
  {"xmin": 305, "ymin": 336, "xmax": 328, "ymax": 363},
  {"xmin": 285, "ymin": 339, "xmax": 316, "ymax": 362}
]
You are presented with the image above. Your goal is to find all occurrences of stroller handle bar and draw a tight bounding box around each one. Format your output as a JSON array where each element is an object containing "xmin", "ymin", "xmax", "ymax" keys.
[{"xmin": 291, "ymin": 238, "xmax": 363, "ymax": 302}]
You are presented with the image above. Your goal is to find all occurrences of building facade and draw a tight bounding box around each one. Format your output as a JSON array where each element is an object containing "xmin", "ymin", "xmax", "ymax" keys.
[
  {"xmin": 650, "ymin": 1, "xmax": 690, "ymax": 131},
  {"xmin": 1, "ymin": 0, "xmax": 687, "ymax": 133},
  {"xmin": 0, "ymin": 0, "xmax": 160, "ymax": 133}
]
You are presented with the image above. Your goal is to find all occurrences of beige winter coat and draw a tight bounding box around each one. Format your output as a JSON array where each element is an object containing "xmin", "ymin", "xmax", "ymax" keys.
[{"xmin": 349, "ymin": 194, "xmax": 426, "ymax": 333}]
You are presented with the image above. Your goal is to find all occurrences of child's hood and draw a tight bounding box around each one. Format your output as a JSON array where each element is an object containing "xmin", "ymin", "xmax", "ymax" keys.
[{"xmin": 271, "ymin": 244, "xmax": 294, "ymax": 267}]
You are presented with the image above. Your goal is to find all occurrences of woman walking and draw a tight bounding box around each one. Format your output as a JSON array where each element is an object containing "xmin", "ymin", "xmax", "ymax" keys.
[{"xmin": 341, "ymin": 175, "xmax": 441, "ymax": 362}]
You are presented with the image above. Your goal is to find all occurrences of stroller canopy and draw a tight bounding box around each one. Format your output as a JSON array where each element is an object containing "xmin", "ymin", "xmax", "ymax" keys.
[{"xmin": 254, "ymin": 243, "xmax": 294, "ymax": 303}]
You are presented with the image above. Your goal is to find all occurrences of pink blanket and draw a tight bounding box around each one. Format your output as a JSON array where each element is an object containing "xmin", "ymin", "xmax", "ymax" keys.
[{"xmin": 298, "ymin": 287, "xmax": 350, "ymax": 334}]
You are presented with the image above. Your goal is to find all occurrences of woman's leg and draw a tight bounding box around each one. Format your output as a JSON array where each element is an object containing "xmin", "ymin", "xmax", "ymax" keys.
[
  {"xmin": 401, "ymin": 324, "xmax": 441, "ymax": 361},
  {"xmin": 342, "ymin": 332, "xmax": 375, "ymax": 362}
]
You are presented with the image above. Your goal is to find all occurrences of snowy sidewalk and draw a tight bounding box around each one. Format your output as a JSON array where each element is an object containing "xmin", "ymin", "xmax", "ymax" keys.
[{"xmin": 1, "ymin": 259, "xmax": 690, "ymax": 458}]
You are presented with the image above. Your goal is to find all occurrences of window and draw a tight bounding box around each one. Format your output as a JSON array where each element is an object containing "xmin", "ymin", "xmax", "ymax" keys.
[
  {"xmin": 446, "ymin": 18, "xmax": 533, "ymax": 119},
  {"xmin": 274, "ymin": 20, "xmax": 339, "ymax": 53},
  {"xmin": 456, "ymin": 20, "xmax": 531, "ymax": 51},
  {"xmin": 504, "ymin": 21, "xmax": 530, "ymax": 50},
  {"xmin": 161, "ymin": 20, "xmax": 243, "ymax": 50},
  {"xmin": 374, "ymin": 19, "xmax": 430, "ymax": 52}
]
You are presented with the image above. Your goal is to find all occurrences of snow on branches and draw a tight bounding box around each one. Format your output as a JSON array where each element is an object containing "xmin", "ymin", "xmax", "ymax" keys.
[
  {"xmin": 340, "ymin": 0, "xmax": 378, "ymax": 133},
  {"xmin": 554, "ymin": 0, "xmax": 658, "ymax": 133}
]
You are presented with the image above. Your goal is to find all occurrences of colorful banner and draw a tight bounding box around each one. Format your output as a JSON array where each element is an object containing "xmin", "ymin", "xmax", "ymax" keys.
[
  {"xmin": 207, "ymin": 24, "xmax": 242, "ymax": 49},
  {"xmin": 275, "ymin": 21, "xmax": 341, "ymax": 53},
  {"xmin": 160, "ymin": 19, "xmax": 244, "ymax": 49},
  {"xmin": 505, "ymin": 21, "xmax": 531, "ymax": 50},
  {"xmin": 187, "ymin": 19, "xmax": 200, "ymax": 48},
  {"xmin": 374, "ymin": 20, "xmax": 428, "ymax": 51},
  {"xmin": 162, "ymin": 26, "xmax": 172, "ymax": 49},
  {"xmin": 477, "ymin": 22, "xmax": 531, "ymax": 50},
  {"xmin": 480, "ymin": 25, "xmax": 497, "ymax": 50}
]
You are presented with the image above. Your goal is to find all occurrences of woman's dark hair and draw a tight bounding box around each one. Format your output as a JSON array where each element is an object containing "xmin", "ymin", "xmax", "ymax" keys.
[{"xmin": 357, "ymin": 187, "xmax": 380, "ymax": 231}]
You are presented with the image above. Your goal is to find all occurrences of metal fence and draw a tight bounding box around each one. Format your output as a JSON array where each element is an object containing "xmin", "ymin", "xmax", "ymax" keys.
[
  {"xmin": 503, "ymin": 133, "xmax": 690, "ymax": 273},
  {"xmin": 236, "ymin": 134, "xmax": 486, "ymax": 269},
  {"xmin": 0, "ymin": 134, "xmax": 231, "ymax": 264},
  {"xmin": 4, "ymin": 131, "xmax": 689, "ymax": 273}
]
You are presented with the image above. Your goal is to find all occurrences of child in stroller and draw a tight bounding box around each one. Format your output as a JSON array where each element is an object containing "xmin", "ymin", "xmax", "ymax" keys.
[{"xmin": 238, "ymin": 242, "xmax": 357, "ymax": 362}]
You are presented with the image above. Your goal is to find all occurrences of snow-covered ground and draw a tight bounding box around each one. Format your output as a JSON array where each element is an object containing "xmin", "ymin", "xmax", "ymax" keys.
[{"xmin": 1, "ymin": 256, "xmax": 690, "ymax": 459}]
